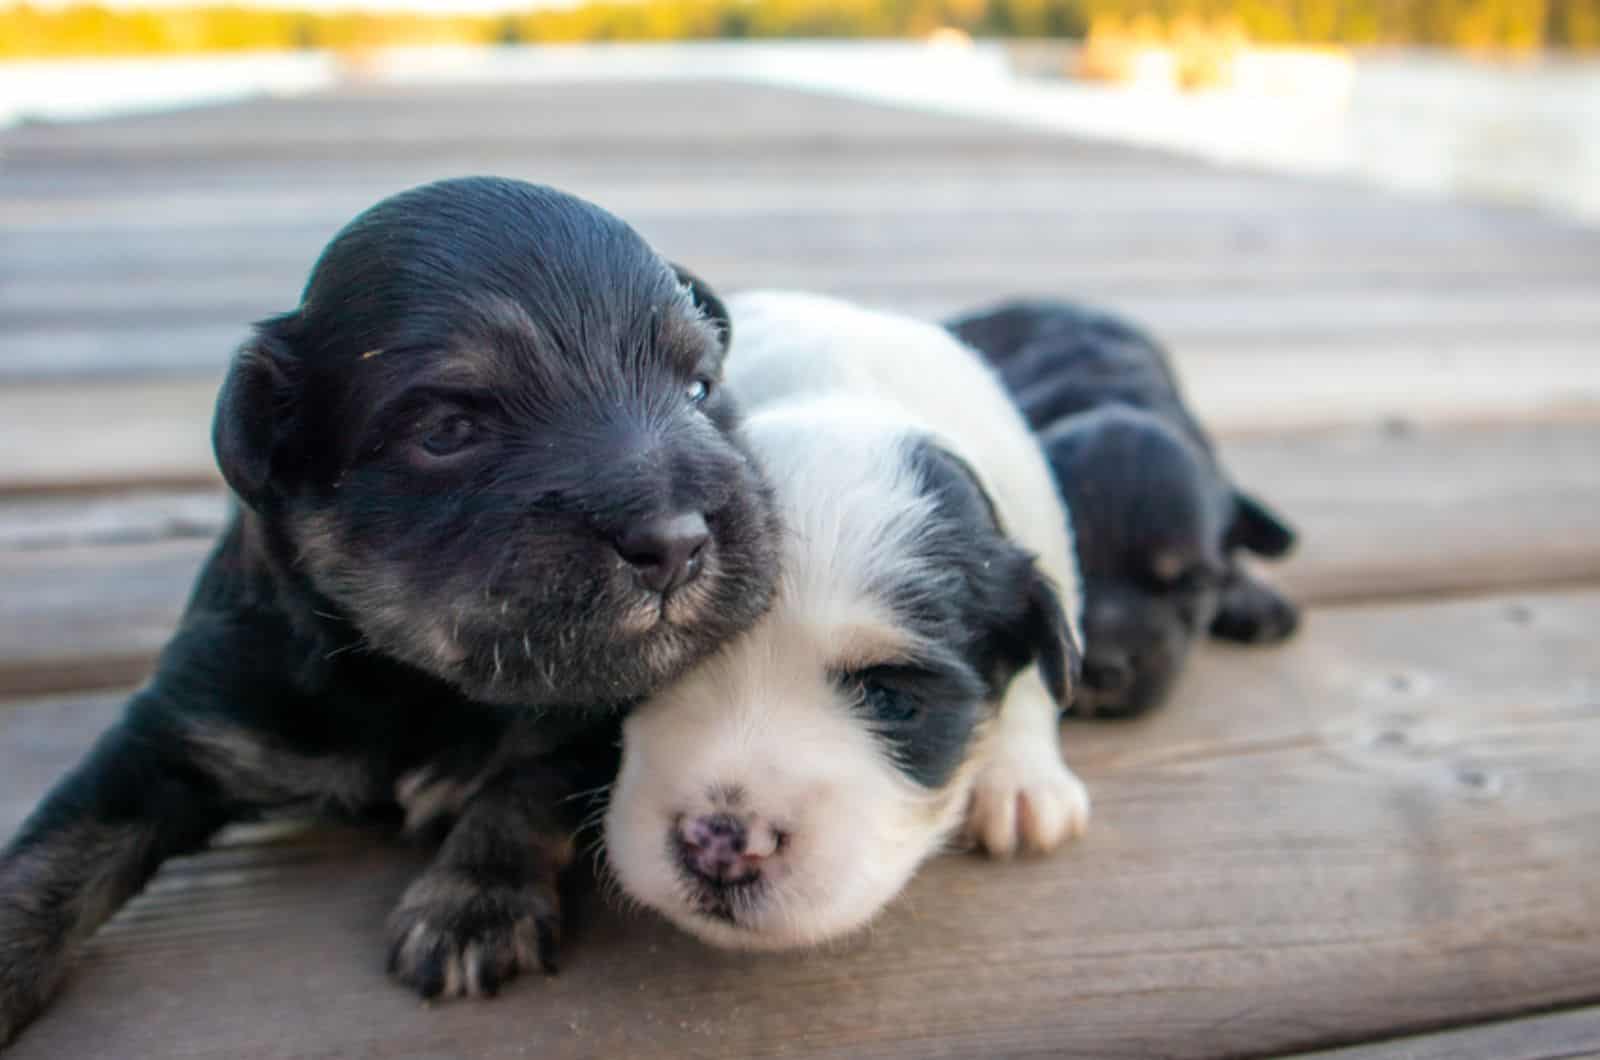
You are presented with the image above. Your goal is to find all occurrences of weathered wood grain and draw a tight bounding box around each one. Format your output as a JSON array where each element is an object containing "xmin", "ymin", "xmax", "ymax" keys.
[
  {"xmin": 1292, "ymin": 1005, "xmax": 1600, "ymax": 1059},
  {"xmin": 2, "ymin": 588, "xmax": 1596, "ymax": 1059}
]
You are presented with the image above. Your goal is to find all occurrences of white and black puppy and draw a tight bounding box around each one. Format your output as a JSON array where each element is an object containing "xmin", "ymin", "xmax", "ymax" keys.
[{"xmin": 605, "ymin": 291, "xmax": 1089, "ymax": 950}]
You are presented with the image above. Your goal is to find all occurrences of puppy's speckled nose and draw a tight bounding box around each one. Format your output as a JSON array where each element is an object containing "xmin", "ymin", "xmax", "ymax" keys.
[
  {"xmin": 676, "ymin": 812, "xmax": 777, "ymax": 885},
  {"xmin": 613, "ymin": 511, "xmax": 710, "ymax": 594}
]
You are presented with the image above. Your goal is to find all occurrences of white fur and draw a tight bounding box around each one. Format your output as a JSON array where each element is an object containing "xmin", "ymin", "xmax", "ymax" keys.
[{"xmin": 604, "ymin": 292, "xmax": 1089, "ymax": 950}]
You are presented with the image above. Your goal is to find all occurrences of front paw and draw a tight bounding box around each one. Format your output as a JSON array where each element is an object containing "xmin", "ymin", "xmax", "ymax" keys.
[
  {"xmin": 386, "ymin": 868, "xmax": 560, "ymax": 1000},
  {"xmin": 964, "ymin": 744, "xmax": 1090, "ymax": 858},
  {"xmin": 1211, "ymin": 577, "xmax": 1300, "ymax": 644}
]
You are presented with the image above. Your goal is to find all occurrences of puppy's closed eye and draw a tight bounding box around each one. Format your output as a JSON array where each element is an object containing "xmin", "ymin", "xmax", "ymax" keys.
[
  {"xmin": 836, "ymin": 666, "xmax": 929, "ymax": 728},
  {"xmin": 1149, "ymin": 558, "xmax": 1226, "ymax": 594}
]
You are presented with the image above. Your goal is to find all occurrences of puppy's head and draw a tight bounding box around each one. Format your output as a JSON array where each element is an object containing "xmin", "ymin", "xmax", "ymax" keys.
[
  {"xmin": 212, "ymin": 177, "xmax": 778, "ymax": 707},
  {"xmin": 605, "ymin": 406, "xmax": 1074, "ymax": 949},
  {"xmin": 1041, "ymin": 406, "xmax": 1234, "ymax": 717}
]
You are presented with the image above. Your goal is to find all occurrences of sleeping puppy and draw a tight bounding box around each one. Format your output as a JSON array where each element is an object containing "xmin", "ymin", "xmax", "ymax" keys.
[
  {"xmin": 605, "ymin": 291, "xmax": 1089, "ymax": 950},
  {"xmin": 947, "ymin": 299, "xmax": 1299, "ymax": 718},
  {"xmin": 0, "ymin": 177, "xmax": 779, "ymax": 1044}
]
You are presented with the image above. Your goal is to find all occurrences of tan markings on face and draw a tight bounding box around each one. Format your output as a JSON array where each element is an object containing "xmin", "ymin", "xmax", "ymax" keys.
[
  {"xmin": 613, "ymin": 595, "xmax": 662, "ymax": 638},
  {"xmin": 1151, "ymin": 549, "xmax": 1188, "ymax": 582},
  {"xmin": 821, "ymin": 623, "xmax": 917, "ymax": 673},
  {"xmin": 292, "ymin": 509, "xmax": 345, "ymax": 575}
]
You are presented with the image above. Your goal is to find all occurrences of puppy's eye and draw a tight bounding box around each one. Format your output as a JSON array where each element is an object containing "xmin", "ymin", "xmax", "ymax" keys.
[
  {"xmin": 419, "ymin": 414, "xmax": 478, "ymax": 457},
  {"xmin": 859, "ymin": 679, "xmax": 923, "ymax": 726},
  {"xmin": 1161, "ymin": 563, "xmax": 1224, "ymax": 593},
  {"xmin": 686, "ymin": 377, "xmax": 713, "ymax": 405}
]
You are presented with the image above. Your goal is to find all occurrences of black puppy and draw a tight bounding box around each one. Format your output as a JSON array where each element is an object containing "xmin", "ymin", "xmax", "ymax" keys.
[
  {"xmin": 948, "ymin": 299, "xmax": 1298, "ymax": 717},
  {"xmin": 0, "ymin": 177, "xmax": 778, "ymax": 1044}
]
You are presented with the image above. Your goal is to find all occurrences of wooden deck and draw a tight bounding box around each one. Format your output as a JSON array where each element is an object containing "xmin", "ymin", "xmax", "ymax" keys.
[{"xmin": 2, "ymin": 77, "xmax": 1599, "ymax": 1058}]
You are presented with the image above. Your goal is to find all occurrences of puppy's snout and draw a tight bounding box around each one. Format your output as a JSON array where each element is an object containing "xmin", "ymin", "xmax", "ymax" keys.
[
  {"xmin": 613, "ymin": 512, "xmax": 710, "ymax": 594},
  {"xmin": 1084, "ymin": 655, "xmax": 1133, "ymax": 693},
  {"xmin": 675, "ymin": 812, "xmax": 778, "ymax": 885}
]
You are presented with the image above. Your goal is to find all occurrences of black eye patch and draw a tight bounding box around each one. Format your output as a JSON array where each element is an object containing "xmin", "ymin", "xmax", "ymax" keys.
[{"xmin": 831, "ymin": 657, "xmax": 986, "ymax": 789}]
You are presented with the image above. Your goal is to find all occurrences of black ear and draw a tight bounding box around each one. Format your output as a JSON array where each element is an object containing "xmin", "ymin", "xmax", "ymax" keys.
[
  {"xmin": 671, "ymin": 262, "xmax": 731, "ymax": 352},
  {"xmin": 1021, "ymin": 570, "xmax": 1083, "ymax": 712},
  {"xmin": 212, "ymin": 318, "xmax": 296, "ymax": 509},
  {"xmin": 1229, "ymin": 490, "xmax": 1296, "ymax": 558},
  {"xmin": 1228, "ymin": 493, "xmax": 1292, "ymax": 560}
]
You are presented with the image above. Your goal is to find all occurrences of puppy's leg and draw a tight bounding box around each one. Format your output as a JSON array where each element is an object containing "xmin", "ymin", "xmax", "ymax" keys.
[
  {"xmin": 1210, "ymin": 567, "xmax": 1300, "ymax": 644},
  {"xmin": 386, "ymin": 738, "xmax": 610, "ymax": 1001},
  {"xmin": 964, "ymin": 666, "xmax": 1090, "ymax": 858},
  {"xmin": 0, "ymin": 715, "xmax": 228, "ymax": 1047}
]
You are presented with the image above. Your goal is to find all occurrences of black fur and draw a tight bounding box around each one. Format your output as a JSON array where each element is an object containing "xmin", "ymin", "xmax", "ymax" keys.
[
  {"xmin": 842, "ymin": 438, "xmax": 1079, "ymax": 787},
  {"xmin": 948, "ymin": 300, "xmax": 1298, "ymax": 718},
  {"xmin": 0, "ymin": 177, "xmax": 780, "ymax": 1045}
]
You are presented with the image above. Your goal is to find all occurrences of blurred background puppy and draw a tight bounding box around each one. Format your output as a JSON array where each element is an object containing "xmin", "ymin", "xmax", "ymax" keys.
[
  {"xmin": 949, "ymin": 299, "xmax": 1299, "ymax": 718},
  {"xmin": 606, "ymin": 291, "xmax": 1088, "ymax": 951}
]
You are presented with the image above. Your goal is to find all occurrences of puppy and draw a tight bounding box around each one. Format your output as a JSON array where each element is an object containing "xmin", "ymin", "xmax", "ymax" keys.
[
  {"xmin": 605, "ymin": 291, "xmax": 1089, "ymax": 950},
  {"xmin": 947, "ymin": 299, "xmax": 1299, "ymax": 717},
  {"xmin": 0, "ymin": 176, "xmax": 779, "ymax": 1045}
]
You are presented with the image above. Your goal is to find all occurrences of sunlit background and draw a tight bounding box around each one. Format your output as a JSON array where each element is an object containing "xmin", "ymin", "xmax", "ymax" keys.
[{"xmin": 3, "ymin": 0, "xmax": 1598, "ymax": 221}]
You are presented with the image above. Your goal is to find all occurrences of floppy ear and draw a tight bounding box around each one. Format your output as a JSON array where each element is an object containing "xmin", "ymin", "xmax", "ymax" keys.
[
  {"xmin": 212, "ymin": 317, "xmax": 296, "ymax": 509},
  {"xmin": 671, "ymin": 262, "xmax": 732, "ymax": 352},
  {"xmin": 1229, "ymin": 490, "xmax": 1296, "ymax": 558},
  {"xmin": 1020, "ymin": 569, "xmax": 1083, "ymax": 712}
]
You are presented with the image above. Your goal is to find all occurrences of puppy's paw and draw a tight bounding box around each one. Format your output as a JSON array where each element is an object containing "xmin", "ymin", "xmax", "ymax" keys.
[
  {"xmin": 386, "ymin": 868, "xmax": 560, "ymax": 1001},
  {"xmin": 964, "ymin": 744, "xmax": 1090, "ymax": 858},
  {"xmin": 1211, "ymin": 575, "xmax": 1300, "ymax": 644}
]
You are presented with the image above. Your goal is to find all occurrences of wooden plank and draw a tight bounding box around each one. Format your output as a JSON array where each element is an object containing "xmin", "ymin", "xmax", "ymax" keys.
[
  {"xmin": 6, "ymin": 342, "xmax": 1600, "ymax": 489},
  {"xmin": 2, "ymin": 588, "xmax": 1597, "ymax": 1059},
  {"xmin": 0, "ymin": 378, "xmax": 223, "ymax": 491},
  {"xmin": 0, "ymin": 490, "xmax": 223, "ymax": 551},
  {"xmin": 1292, "ymin": 1005, "xmax": 1600, "ymax": 1059},
  {"xmin": 10, "ymin": 213, "xmax": 1598, "ymax": 293},
  {"xmin": 2, "ymin": 416, "xmax": 1597, "ymax": 708},
  {"xmin": 0, "ymin": 540, "xmax": 203, "ymax": 698},
  {"xmin": 1228, "ymin": 421, "xmax": 1600, "ymax": 602},
  {"xmin": 6, "ymin": 84, "xmax": 1599, "ymax": 386},
  {"xmin": 10, "ymin": 283, "xmax": 1600, "ymax": 362}
]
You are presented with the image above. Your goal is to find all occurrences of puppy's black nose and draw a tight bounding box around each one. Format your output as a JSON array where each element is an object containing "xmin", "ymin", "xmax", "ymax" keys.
[
  {"xmin": 1084, "ymin": 656, "xmax": 1133, "ymax": 694},
  {"xmin": 676, "ymin": 812, "xmax": 774, "ymax": 886},
  {"xmin": 613, "ymin": 512, "xmax": 710, "ymax": 593}
]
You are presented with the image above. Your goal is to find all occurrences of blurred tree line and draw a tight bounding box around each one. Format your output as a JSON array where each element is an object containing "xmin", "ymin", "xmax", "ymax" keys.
[{"xmin": 2, "ymin": 0, "xmax": 1597, "ymax": 58}]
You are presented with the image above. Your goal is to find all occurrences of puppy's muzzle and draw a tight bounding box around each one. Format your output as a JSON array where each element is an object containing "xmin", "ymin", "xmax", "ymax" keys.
[
  {"xmin": 674, "ymin": 811, "xmax": 781, "ymax": 888},
  {"xmin": 609, "ymin": 511, "xmax": 711, "ymax": 595}
]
